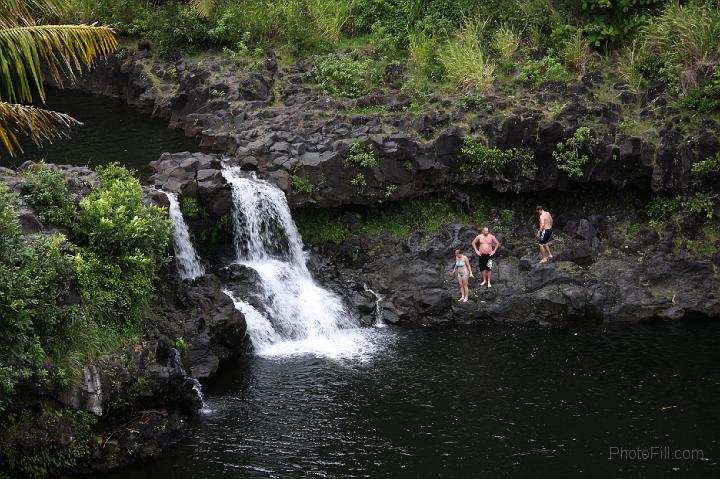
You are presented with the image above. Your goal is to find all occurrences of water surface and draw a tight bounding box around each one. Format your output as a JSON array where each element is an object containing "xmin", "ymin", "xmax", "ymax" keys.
[
  {"xmin": 6, "ymin": 89, "xmax": 199, "ymax": 176},
  {"xmin": 103, "ymin": 322, "xmax": 720, "ymax": 478}
]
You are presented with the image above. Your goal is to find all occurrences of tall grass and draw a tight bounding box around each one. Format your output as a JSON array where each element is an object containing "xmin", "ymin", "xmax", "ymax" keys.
[
  {"xmin": 493, "ymin": 25, "xmax": 520, "ymax": 59},
  {"xmin": 643, "ymin": 0, "xmax": 720, "ymax": 90},
  {"xmin": 440, "ymin": 20, "xmax": 496, "ymax": 92}
]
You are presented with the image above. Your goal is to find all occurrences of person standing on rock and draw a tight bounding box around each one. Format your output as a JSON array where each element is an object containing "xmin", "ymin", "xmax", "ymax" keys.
[
  {"xmin": 452, "ymin": 249, "xmax": 474, "ymax": 302},
  {"xmin": 536, "ymin": 206, "xmax": 554, "ymax": 263},
  {"xmin": 471, "ymin": 227, "xmax": 500, "ymax": 288}
]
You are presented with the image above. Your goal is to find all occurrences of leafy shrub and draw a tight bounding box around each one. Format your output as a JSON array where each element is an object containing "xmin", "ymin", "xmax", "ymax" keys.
[
  {"xmin": 291, "ymin": 175, "xmax": 315, "ymax": 195},
  {"xmin": 22, "ymin": 163, "xmax": 76, "ymax": 228},
  {"xmin": 552, "ymin": 127, "xmax": 595, "ymax": 178},
  {"xmin": 687, "ymin": 192, "xmax": 715, "ymax": 220},
  {"xmin": 440, "ymin": 20, "xmax": 495, "ymax": 91},
  {"xmin": 646, "ymin": 195, "xmax": 682, "ymax": 225},
  {"xmin": 518, "ymin": 50, "xmax": 571, "ymax": 85},
  {"xmin": 691, "ymin": 153, "xmax": 720, "ymax": 178},
  {"xmin": 682, "ymin": 69, "xmax": 720, "ymax": 113},
  {"xmin": 345, "ymin": 140, "xmax": 378, "ymax": 167},
  {"xmin": 314, "ymin": 54, "xmax": 379, "ymax": 97},
  {"xmin": 180, "ymin": 197, "xmax": 208, "ymax": 219},
  {"xmin": 460, "ymin": 139, "xmax": 514, "ymax": 172},
  {"xmin": 559, "ymin": 0, "xmax": 666, "ymax": 46},
  {"xmin": 350, "ymin": 172, "xmax": 368, "ymax": 191}
]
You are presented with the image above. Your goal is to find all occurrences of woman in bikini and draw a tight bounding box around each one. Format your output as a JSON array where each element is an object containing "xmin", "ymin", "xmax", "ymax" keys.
[{"xmin": 452, "ymin": 249, "xmax": 474, "ymax": 302}]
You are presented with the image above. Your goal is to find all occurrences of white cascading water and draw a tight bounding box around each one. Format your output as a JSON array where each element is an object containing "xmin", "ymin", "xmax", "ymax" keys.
[
  {"xmin": 166, "ymin": 191, "xmax": 205, "ymax": 280},
  {"xmin": 221, "ymin": 166, "xmax": 373, "ymax": 358}
]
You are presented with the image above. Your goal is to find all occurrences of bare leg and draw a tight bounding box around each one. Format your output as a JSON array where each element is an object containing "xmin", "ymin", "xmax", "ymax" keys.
[
  {"xmin": 458, "ymin": 277, "xmax": 464, "ymax": 301},
  {"xmin": 462, "ymin": 280, "xmax": 469, "ymax": 302},
  {"xmin": 480, "ymin": 270, "xmax": 487, "ymax": 286},
  {"xmin": 539, "ymin": 245, "xmax": 547, "ymax": 263},
  {"xmin": 487, "ymin": 270, "xmax": 492, "ymax": 288},
  {"xmin": 546, "ymin": 243, "xmax": 553, "ymax": 259}
]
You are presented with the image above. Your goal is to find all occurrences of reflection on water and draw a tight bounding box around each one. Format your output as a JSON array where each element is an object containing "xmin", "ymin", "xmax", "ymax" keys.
[
  {"xmin": 5, "ymin": 89, "xmax": 199, "ymax": 177},
  {"xmin": 100, "ymin": 322, "xmax": 720, "ymax": 478}
]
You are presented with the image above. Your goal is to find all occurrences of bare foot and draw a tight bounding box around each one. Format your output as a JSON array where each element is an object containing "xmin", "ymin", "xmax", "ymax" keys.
[
  {"xmin": 480, "ymin": 281, "xmax": 487, "ymax": 286},
  {"xmin": 458, "ymin": 297, "xmax": 463, "ymax": 302},
  {"xmin": 487, "ymin": 283, "xmax": 492, "ymax": 288},
  {"xmin": 539, "ymin": 258, "xmax": 548, "ymax": 264},
  {"xmin": 462, "ymin": 298, "xmax": 468, "ymax": 302}
]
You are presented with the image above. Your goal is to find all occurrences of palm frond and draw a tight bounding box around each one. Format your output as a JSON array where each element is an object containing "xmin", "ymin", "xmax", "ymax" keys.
[
  {"xmin": 0, "ymin": 0, "xmax": 71, "ymax": 27},
  {"xmin": 0, "ymin": 101, "xmax": 80, "ymax": 156},
  {"xmin": 190, "ymin": 0, "xmax": 220, "ymax": 17},
  {"xmin": 0, "ymin": 24, "xmax": 117, "ymax": 104}
]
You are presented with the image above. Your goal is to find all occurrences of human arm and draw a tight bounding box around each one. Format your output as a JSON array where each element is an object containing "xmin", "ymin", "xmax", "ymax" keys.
[
  {"xmin": 491, "ymin": 236, "xmax": 500, "ymax": 256},
  {"xmin": 465, "ymin": 256, "xmax": 474, "ymax": 277},
  {"xmin": 471, "ymin": 236, "xmax": 481, "ymax": 255}
]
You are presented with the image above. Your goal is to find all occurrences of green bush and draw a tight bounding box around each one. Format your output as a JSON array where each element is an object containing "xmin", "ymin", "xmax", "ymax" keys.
[
  {"xmin": 180, "ymin": 197, "xmax": 208, "ymax": 219},
  {"xmin": 687, "ymin": 192, "xmax": 715, "ymax": 220},
  {"xmin": 345, "ymin": 140, "xmax": 378, "ymax": 167},
  {"xmin": 460, "ymin": 139, "xmax": 514, "ymax": 173},
  {"xmin": 559, "ymin": 0, "xmax": 666, "ymax": 46},
  {"xmin": 518, "ymin": 50, "xmax": 572, "ymax": 85},
  {"xmin": 646, "ymin": 195, "xmax": 682, "ymax": 225},
  {"xmin": 0, "ymin": 164, "xmax": 172, "ymax": 411},
  {"xmin": 21, "ymin": 163, "xmax": 76, "ymax": 228},
  {"xmin": 552, "ymin": 127, "xmax": 595, "ymax": 178},
  {"xmin": 691, "ymin": 153, "xmax": 720, "ymax": 178},
  {"xmin": 682, "ymin": 69, "xmax": 720, "ymax": 113},
  {"xmin": 314, "ymin": 54, "xmax": 379, "ymax": 97}
]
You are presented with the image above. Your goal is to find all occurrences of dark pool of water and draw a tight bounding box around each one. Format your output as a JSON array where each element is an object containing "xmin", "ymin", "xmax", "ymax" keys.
[
  {"xmin": 102, "ymin": 322, "xmax": 720, "ymax": 478},
  {"xmin": 4, "ymin": 89, "xmax": 199, "ymax": 177}
]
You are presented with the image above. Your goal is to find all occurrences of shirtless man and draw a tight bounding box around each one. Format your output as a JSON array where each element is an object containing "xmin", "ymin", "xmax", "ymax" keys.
[
  {"xmin": 471, "ymin": 227, "xmax": 500, "ymax": 288},
  {"xmin": 536, "ymin": 205, "xmax": 554, "ymax": 263}
]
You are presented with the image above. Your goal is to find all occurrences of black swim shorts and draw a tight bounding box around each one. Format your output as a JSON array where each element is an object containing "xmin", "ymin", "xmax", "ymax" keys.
[
  {"xmin": 478, "ymin": 254, "xmax": 493, "ymax": 271},
  {"xmin": 539, "ymin": 228, "xmax": 553, "ymax": 245}
]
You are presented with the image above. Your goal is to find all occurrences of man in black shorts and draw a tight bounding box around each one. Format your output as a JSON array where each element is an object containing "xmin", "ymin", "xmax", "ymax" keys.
[
  {"xmin": 536, "ymin": 205, "xmax": 554, "ymax": 263},
  {"xmin": 471, "ymin": 227, "xmax": 500, "ymax": 288}
]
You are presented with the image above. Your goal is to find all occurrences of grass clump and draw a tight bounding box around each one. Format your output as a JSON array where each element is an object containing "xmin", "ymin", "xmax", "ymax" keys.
[
  {"xmin": 552, "ymin": 127, "xmax": 595, "ymax": 178},
  {"xmin": 687, "ymin": 192, "xmax": 715, "ymax": 220},
  {"xmin": 682, "ymin": 70, "xmax": 720, "ymax": 113},
  {"xmin": 518, "ymin": 50, "xmax": 572, "ymax": 85},
  {"xmin": 439, "ymin": 20, "xmax": 495, "ymax": 92}
]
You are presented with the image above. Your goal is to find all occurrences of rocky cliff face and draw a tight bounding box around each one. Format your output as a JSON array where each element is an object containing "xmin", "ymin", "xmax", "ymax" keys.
[{"xmin": 53, "ymin": 48, "xmax": 719, "ymax": 209}]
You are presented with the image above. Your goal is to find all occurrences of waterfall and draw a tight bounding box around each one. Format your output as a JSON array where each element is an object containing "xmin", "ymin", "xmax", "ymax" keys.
[
  {"xmin": 221, "ymin": 166, "xmax": 372, "ymax": 358},
  {"xmin": 363, "ymin": 284, "xmax": 386, "ymax": 328},
  {"xmin": 166, "ymin": 191, "xmax": 205, "ymax": 280}
]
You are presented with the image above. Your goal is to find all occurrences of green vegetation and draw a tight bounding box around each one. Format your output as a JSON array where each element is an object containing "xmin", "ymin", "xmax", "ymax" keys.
[
  {"xmin": 21, "ymin": 164, "xmax": 77, "ymax": 228},
  {"xmin": 296, "ymin": 196, "xmax": 492, "ymax": 244},
  {"xmin": 314, "ymin": 54, "xmax": 379, "ymax": 97},
  {"xmin": 460, "ymin": 139, "xmax": 514, "ymax": 173},
  {"xmin": 350, "ymin": 172, "xmax": 368, "ymax": 192},
  {"xmin": 518, "ymin": 51, "xmax": 572, "ymax": 85},
  {"xmin": 646, "ymin": 194, "xmax": 682, "ymax": 227},
  {"xmin": 691, "ymin": 153, "xmax": 720, "ymax": 178},
  {"xmin": 0, "ymin": 406, "xmax": 97, "ymax": 479},
  {"xmin": 345, "ymin": 140, "xmax": 378, "ymax": 168},
  {"xmin": 180, "ymin": 197, "xmax": 208, "ymax": 219},
  {"xmin": 0, "ymin": 1, "xmax": 117, "ymax": 159},
  {"xmin": 552, "ymin": 127, "xmax": 595, "ymax": 178},
  {"xmin": 682, "ymin": 70, "xmax": 720, "ymax": 113},
  {"xmin": 291, "ymin": 174, "xmax": 315, "ymax": 195},
  {"xmin": 687, "ymin": 192, "xmax": 715, "ymax": 220},
  {"xmin": 0, "ymin": 164, "xmax": 172, "ymax": 411}
]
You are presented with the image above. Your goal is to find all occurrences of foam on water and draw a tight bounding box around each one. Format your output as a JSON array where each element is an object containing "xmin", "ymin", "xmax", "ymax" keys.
[{"xmin": 221, "ymin": 166, "xmax": 377, "ymax": 359}]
